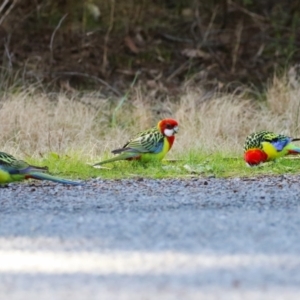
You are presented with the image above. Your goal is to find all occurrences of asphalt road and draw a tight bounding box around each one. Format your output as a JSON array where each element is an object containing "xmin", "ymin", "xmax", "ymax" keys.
[{"xmin": 1, "ymin": 175, "xmax": 300, "ymax": 300}]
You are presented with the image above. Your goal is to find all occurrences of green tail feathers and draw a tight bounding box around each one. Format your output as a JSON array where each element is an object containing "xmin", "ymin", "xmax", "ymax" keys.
[
  {"xmin": 287, "ymin": 144, "xmax": 300, "ymax": 155},
  {"xmin": 28, "ymin": 172, "xmax": 82, "ymax": 185},
  {"xmin": 93, "ymin": 153, "xmax": 139, "ymax": 166},
  {"xmin": 93, "ymin": 156, "xmax": 122, "ymax": 166}
]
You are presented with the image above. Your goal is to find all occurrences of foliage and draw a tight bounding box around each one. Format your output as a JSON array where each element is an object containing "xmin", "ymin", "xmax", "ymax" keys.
[{"xmin": 0, "ymin": 0, "xmax": 299, "ymax": 92}]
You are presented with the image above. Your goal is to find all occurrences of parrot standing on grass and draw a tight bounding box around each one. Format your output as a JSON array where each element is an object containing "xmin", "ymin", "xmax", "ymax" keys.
[
  {"xmin": 93, "ymin": 118, "xmax": 179, "ymax": 166},
  {"xmin": 243, "ymin": 131, "xmax": 300, "ymax": 166},
  {"xmin": 0, "ymin": 152, "xmax": 82, "ymax": 185}
]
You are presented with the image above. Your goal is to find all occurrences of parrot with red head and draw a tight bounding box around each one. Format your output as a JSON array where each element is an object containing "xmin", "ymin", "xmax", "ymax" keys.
[
  {"xmin": 93, "ymin": 118, "xmax": 179, "ymax": 166},
  {"xmin": 244, "ymin": 131, "xmax": 300, "ymax": 166}
]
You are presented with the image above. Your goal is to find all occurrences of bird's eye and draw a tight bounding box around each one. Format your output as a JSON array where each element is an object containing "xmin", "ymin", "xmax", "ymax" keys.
[{"xmin": 166, "ymin": 124, "xmax": 172, "ymax": 129}]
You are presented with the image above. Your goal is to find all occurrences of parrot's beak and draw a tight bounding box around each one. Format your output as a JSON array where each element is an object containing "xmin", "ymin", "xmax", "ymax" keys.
[{"xmin": 173, "ymin": 126, "xmax": 179, "ymax": 134}]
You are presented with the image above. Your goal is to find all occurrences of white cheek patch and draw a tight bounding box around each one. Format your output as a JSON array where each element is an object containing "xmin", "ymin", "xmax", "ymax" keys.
[{"xmin": 164, "ymin": 129, "xmax": 174, "ymax": 137}]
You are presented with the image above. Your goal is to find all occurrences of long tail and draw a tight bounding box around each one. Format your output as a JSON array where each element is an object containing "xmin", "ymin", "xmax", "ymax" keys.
[
  {"xmin": 287, "ymin": 143, "xmax": 300, "ymax": 155},
  {"xmin": 23, "ymin": 165, "xmax": 49, "ymax": 173},
  {"xmin": 26, "ymin": 172, "xmax": 83, "ymax": 185},
  {"xmin": 93, "ymin": 153, "xmax": 140, "ymax": 166},
  {"xmin": 288, "ymin": 148, "xmax": 300, "ymax": 155}
]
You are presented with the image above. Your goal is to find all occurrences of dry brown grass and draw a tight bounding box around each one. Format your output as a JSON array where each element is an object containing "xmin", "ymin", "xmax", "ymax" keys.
[{"xmin": 1, "ymin": 75, "xmax": 300, "ymax": 160}]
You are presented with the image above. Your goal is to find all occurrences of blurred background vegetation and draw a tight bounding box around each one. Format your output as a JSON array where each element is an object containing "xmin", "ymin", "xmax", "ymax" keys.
[{"xmin": 0, "ymin": 0, "xmax": 299, "ymax": 94}]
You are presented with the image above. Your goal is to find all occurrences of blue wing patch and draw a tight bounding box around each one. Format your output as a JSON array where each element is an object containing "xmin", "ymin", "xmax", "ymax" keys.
[
  {"xmin": 151, "ymin": 140, "xmax": 164, "ymax": 153},
  {"xmin": 271, "ymin": 138, "xmax": 291, "ymax": 151}
]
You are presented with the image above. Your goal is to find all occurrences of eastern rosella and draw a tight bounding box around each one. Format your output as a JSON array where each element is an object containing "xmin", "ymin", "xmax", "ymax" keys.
[
  {"xmin": 93, "ymin": 118, "xmax": 179, "ymax": 166},
  {"xmin": 244, "ymin": 131, "xmax": 300, "ymax": 166},
  {"xmin": 0, "ymin": 152, "xmax": 81, "ymax": 185}
]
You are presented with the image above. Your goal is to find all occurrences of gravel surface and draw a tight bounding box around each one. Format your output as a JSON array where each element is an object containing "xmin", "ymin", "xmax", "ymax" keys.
[{"xmin": 1, "ymin": 175, "xmax": 300, "ymax": 300}]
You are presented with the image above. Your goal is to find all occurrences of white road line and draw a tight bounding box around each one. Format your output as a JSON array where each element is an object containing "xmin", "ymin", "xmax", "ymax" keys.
[{"xmin": 0, "ymin": 250, "xmax": 298, "ymax": 274}]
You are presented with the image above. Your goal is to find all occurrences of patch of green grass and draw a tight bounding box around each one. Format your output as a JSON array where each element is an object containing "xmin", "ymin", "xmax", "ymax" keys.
[{"xmin": 26, "ymin": 151, "xmax": 300, "ymax": 181}]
